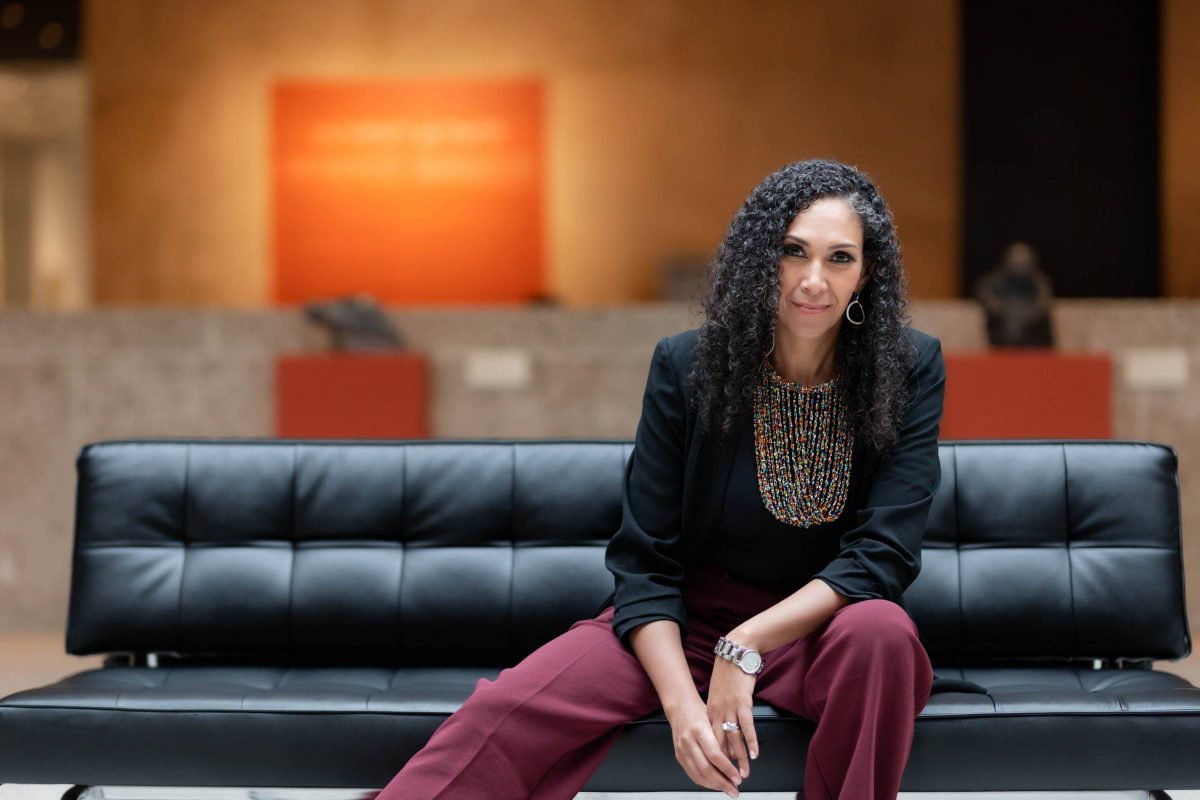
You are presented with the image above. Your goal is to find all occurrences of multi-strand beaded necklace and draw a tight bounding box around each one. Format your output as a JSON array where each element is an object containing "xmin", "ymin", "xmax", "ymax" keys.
[{"xmin": 753, "ymin": 359, "xmax": 855, "ymax": 527}]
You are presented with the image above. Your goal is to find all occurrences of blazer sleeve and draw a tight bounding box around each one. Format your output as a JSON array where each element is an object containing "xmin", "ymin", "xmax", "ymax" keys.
[
  {"xmin": 604, "ymin": 335, "xmax": 689, "ymax": 647},
  {"xmin": 813, "ymin": 335, "xmax": 946, "ymax": 603}
]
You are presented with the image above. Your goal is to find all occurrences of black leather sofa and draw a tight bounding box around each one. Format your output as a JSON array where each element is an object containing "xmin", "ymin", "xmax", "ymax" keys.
[{"xmin": 0, "ymin": 438, "xmax": 1197, "ymax": 797}]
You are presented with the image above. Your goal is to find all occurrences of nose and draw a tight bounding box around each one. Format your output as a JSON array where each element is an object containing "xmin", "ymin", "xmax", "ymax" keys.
[{"xmin": 798, "ymin": 259, "xmax": 828, "ymax": 296}]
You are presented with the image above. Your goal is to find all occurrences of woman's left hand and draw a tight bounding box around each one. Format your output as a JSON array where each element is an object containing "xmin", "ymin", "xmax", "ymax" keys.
[{"xmin": 705, "ymin": 656, "xmax": 760, "ymax": 779}]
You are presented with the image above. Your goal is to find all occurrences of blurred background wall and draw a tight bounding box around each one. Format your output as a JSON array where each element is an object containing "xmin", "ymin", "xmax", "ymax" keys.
[
  {"xmin": 6, "ymin": 0, "xmax": 1199, "ymax": 309},
  {"xmin": 85, "ymin": 0, "xmax": 960, "ymax": 306}
]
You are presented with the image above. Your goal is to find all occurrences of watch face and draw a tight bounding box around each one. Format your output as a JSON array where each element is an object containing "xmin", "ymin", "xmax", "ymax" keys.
[{"xmin": 739, "ymin": 651, "xmax": 763, "ymax": 674}]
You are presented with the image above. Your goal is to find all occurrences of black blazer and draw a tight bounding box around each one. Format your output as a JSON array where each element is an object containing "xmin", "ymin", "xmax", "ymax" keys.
[{"xmin": 601, "ymin": 325, "xmax": 946, "ymax": 648}]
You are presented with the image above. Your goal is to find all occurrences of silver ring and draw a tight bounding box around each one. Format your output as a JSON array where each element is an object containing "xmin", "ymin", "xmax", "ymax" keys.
[{"xmin": 721, "ymin": 720, "xmax": 740, "ymax": 732}]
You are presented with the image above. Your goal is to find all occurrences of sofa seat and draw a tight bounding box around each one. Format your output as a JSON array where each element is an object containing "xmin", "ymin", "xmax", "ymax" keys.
[{"xmin": 3, "ymin": 664, "xmax": 1198, "ymax": 793}]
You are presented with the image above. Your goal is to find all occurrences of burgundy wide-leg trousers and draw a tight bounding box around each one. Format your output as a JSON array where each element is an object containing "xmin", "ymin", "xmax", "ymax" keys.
[{"xmin": 377, "ymin": 560, "xmax": 934, "ymax": 800}]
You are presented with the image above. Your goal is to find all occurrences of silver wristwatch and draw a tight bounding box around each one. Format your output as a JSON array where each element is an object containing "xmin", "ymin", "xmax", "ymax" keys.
[{"xmin": 714, "ymin": 635, "xmax": 764, "ymax": 675}]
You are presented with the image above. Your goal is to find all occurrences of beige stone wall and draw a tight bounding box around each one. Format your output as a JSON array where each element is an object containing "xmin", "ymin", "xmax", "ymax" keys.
[
  {"xmin": 86, "ymin": 0, "xmax": 960, "ymax": 306},
  {"xmin": 1, "ymin": 300, "xmax": 1197, "ymax": 677}
]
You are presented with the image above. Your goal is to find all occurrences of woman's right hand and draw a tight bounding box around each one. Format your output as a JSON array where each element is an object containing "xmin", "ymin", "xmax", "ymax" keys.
[
  {"xmin": 626, "ymin": 620, "xmax": 743, "ymax": 796},
  {"xmin": 665, "ymin": 695, "xmax": 745, "ymax": 798}
]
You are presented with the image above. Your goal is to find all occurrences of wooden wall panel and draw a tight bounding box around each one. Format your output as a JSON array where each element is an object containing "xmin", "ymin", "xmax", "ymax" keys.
[
  {"xmin": 1164, "ymin": 0, "xmax": 1200, "ymax": 298},
  {"xmin": 87, "ymin": 0, "xmax": 960, "ymax": 306}
]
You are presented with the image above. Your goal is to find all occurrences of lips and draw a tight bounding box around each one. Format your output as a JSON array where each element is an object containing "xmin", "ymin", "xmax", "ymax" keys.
[{"xmin": 793, "ymin": 302, "xmax": 830, "ymax": 314}]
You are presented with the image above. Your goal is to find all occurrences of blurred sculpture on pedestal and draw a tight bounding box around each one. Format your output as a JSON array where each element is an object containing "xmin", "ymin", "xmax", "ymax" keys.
[
  {"xmin": 303, "ymin": 293, "xmax": 406, "ymax": 351},
  {"xmin": 973, "ymin": 241, "xmax": 1055, "ymax": 347}
]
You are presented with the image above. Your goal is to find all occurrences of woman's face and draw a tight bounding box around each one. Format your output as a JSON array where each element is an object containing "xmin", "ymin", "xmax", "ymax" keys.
[{"xmin": 775, "ymin": 196, "xmax": 868, "ymax": 344}]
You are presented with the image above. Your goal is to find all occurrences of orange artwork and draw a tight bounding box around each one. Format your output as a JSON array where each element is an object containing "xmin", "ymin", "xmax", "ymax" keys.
[{"xmin": 272, "ymin": 79, "xmax": 544, "ymax": 305}]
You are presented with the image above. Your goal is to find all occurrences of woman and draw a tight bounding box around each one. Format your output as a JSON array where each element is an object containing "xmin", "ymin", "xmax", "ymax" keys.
[{"xmin": 377, "ymin": 158, "xmax": 944, "ymax": 800}]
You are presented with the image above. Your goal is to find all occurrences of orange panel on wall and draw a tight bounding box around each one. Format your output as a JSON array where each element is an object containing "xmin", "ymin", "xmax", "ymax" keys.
[
  {"xmin": 942, "ymin": 350, "xmax": 1112, "ymax": 439},
  {"xmin": 275, "ymin": 353, "xmax": 429, "ymax": 438},
  {"xmin": 272, "ymin": 79, "xmax": 544, "ymax": 305}
]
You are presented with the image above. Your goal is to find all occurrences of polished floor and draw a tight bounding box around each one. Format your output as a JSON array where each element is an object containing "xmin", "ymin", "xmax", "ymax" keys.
[{"xmin": 3, "ymin": 630, "xmax": 1199, "ymax": 800}]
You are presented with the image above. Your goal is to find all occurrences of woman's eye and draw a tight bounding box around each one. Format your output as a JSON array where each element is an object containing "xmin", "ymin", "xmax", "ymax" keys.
[
  {"xmin": 833, "ymin": 252, "xmax": 856, "ymax": 263},
  {"xmin": 782, "ymin": 245, "xmax": 803, "ymax": 257}
]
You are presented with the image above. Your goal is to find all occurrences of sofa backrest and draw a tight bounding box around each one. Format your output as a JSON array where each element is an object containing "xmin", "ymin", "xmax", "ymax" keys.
[
  {"xmin": 915, "ymin": 441, "xmax": 1189, "ymax": 664},
  {"xmin": 65, "ymin": 439, "xmax": 1190, "ymax": 665}
]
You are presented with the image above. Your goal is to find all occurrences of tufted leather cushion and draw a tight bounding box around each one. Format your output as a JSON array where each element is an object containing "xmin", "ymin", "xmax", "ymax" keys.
[
  {"xmin": 1, "ymin": 662, "xmax": 1198, "ymax": 790},
  {"xmin": 912, "ymin": 441, "xmax": 1191, "ymax": 663},
  {"xmin": 67, "ymin": 440, "xmax": 631, "ymax": 662},
  {"xmin": 65, "ymin": 439, "xmax": 1190, "ymax": 666}
]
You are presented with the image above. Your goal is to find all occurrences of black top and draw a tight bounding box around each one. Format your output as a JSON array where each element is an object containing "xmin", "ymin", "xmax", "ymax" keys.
[
  {"xmin": 696, "ymin": 408, "xmax": 862, "ymax": 593},
  {"xmin": 602, "ymin": 326, "xmax": 946, "ymax": 647}
]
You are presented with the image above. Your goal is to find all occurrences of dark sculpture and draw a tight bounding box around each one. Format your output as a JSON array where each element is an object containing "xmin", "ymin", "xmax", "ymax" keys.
[
  {"xmin": 303, "ymin": 293, "xmax": 405, "ymax": 351},
  {"xmin": 973, "ymin": 241, "xmax": 1055, "ymax": 347}
]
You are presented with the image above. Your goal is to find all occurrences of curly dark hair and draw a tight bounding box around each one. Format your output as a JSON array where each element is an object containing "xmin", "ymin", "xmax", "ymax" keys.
[{"xmin": 687, "ymin": 158, "xmax": 915, "ymax": 456}]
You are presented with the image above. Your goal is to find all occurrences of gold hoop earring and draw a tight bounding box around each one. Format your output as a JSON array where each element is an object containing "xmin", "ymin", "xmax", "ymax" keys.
[{"xmin": 845, "ymin": 292, "xmax": 866, "ymax": 326}]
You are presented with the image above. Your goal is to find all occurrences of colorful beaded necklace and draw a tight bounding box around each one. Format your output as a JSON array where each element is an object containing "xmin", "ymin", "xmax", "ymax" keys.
[{"xmin": 753, "ymin": 358, "xmax": 854, "ymax": 527}]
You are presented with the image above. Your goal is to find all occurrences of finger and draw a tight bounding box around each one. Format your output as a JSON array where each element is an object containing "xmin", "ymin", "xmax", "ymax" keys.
[
  {"xmin": 685, "ymin": 749, "xmax": 733, "ymax": 795},
  {"xmin": 710, "ymin": 716, "xmax": 739, "ymax": 754},
  {"xmin": 699, "ymin": 732, "xmax": 744, "ymax": 791},
  {"xmin": 694, "ymin": 755, "xmax": 740, "ymax": 798},
  {"xmin": 674, "ymin": 747, "xmax": 699, "ymax": 787},
  {"xmin": 728, "ymin": 725, "xmax": 751, "ymax": 778},
  {"xmin": 680, "ymin": 757, "xmax": 717, "ymax": 794},
  {"xmin": 738, "ymin": 705, "xmax": 760, "ymax": 761},
  {"xmin": 713, "ymin": 719, "xmax": 745, "ymax": 777},
  {"xmin": 682, "ymin": 732, "xmax": 735, "ymax": 794},
  {"xmin": 712, "ymin": 719, "xmax": 732, "ymax": 759}
]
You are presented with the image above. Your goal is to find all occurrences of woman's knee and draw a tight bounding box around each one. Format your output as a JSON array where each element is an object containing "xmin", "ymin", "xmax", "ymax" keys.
[
  {"xmin": 825, "ymin": 598, "xmax": 924, "ymax": 656},
  {"xmin": 821, "ymin": 601, "xmax": 932, "ymax": 697}
]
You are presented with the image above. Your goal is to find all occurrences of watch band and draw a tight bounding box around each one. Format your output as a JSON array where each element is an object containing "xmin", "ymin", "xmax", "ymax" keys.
[{"xmin": 714, "ymin": 635, "xmax": 765, "ymax": 675}]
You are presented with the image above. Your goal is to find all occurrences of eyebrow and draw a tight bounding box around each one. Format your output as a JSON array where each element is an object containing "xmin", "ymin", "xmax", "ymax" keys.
[{"xmin": 783, "ymin": 235, "xmax": 859, "ymax": 250}]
